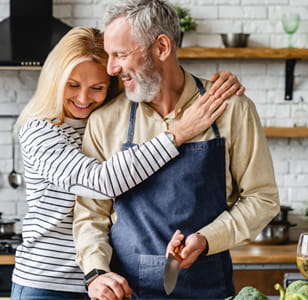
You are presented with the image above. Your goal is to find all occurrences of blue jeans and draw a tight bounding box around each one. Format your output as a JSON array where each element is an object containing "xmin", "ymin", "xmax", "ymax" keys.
[{"xmin": 11, "ymin": 283, "xmax": 90, "ymax": 300}]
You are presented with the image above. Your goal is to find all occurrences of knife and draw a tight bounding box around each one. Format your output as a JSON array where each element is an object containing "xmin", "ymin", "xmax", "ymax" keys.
[{"xmin": 163, "ymin": 244, "xmax": 184, "ymax": 295}]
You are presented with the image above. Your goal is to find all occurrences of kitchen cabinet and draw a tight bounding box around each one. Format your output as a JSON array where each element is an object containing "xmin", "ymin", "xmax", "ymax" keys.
[
  {"xmin": 0, "ymin": 256, "xmax": 14, "ymax": 297},
  {"xmin": 230, "ymin": 243, "xmax": 298, "ymax": 296}
]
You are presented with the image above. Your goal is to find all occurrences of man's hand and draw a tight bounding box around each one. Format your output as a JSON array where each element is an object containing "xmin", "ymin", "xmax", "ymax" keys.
[
  {"xmin": 209, "ymin": 70, "xmax": 245, "ymax": 100},
  {"xmin": 165, "ymin": 230, "xmax": 208, "ymax": 269},
  {"xmin": 88, "ymin": 272, "xmax": 132, "ymax": 300}
]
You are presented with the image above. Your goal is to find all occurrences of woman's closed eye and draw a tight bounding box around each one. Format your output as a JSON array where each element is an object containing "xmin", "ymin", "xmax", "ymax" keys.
[
  {"xmin": 68, "ymin": 83, "xmax": 79, "ymax": 88},
  {"xmin": 91, "ymin": 86, "xmax": 104, "ymax": 91}
]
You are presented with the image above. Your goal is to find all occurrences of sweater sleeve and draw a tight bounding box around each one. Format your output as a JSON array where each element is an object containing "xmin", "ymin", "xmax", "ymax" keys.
[{"xmin": 20, "ymin": 120, "xmax": 179, "ymax": 199}]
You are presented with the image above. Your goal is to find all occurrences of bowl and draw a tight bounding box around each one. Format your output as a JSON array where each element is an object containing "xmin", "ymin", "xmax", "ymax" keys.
[{"xmin": 221, "ymin": 33, "xmax": 250, "ymax": 48}]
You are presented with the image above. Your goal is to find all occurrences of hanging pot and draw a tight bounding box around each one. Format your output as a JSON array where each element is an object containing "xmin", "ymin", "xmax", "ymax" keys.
[{"xmin": 0, "ymin": 212, "xmax": 19, "ymax": 235}]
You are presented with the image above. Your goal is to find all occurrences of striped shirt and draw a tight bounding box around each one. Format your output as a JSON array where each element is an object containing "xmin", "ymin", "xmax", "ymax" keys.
[{"xmin": 12, "ymin": 118, "xmax": 178, "ymax": 293}]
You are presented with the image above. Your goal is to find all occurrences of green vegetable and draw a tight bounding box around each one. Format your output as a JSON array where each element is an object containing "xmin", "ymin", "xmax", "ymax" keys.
[
  {"xmin": 225, "ymin": 286, "xmax": 270, "ymax": 300},
  {"xmin": 275, "ymin": 280, "xmax": 308, "ymax": 300}
]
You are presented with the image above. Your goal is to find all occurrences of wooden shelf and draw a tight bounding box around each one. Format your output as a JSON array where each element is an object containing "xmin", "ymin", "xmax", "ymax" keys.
[
  {"xmin": 177, "ymin": 48, "xmax": 308, "ymax": 100},
  {"xmin": 263, "ymin": 127, "xmax": 308, "ymax": 137},
  {"xmin": 177, "ymin": 47, "xmax": 308, "ymax": 59}
]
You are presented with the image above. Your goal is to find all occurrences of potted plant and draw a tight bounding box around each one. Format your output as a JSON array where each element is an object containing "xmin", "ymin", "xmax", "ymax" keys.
[{"xmin": 172, "ymin": 3, "xmax": 197, "ymax": 47}]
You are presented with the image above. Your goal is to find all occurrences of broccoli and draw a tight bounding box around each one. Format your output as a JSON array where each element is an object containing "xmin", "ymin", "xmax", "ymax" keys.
[
  {"xmin": 225, "ymin": 286, "xmax": 270, "ymax": 300},
  {"xmin": 275, "ymin": 280, "xmax": 308, "ymax": 300}
]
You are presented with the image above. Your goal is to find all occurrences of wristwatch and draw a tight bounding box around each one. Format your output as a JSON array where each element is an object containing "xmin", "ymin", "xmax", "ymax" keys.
[
  {"xmin": 84, "ymin": 268, "xmax": 107, "ymax": 288},
  {"xmin": 164, "ymin": 131, "xmax": 177, "ymax": 147}
]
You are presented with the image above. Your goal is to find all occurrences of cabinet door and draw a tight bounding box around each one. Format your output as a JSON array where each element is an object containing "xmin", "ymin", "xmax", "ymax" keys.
[
  {"xmin": 233, "ymin": 269, "xmax": 298, "ymax": 296},
  {"xmin": 0, "ymin": 264, "xmax": 14, "ymax": 297}
]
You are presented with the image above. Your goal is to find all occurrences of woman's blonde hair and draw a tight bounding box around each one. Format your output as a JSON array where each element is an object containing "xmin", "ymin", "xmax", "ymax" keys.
[{"xmin": 16, "ymin": 26, "xmax": 119, "ymax": 128}]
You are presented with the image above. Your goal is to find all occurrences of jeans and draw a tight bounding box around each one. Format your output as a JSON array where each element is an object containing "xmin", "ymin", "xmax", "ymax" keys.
[{"xmin": 11, "ymin": 283, "xmax": 91, "ymax": 300}]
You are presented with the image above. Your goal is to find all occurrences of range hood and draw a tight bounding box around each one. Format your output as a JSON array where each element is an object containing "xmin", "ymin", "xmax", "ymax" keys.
[{"xmin": 0, "ymin": 0, "xmax": 72, "ymax": 67}]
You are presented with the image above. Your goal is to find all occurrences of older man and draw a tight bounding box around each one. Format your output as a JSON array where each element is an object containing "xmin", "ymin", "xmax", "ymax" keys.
[{"xmin": 73, "ymin": 1, "xmax": 280, "ymax": 299}]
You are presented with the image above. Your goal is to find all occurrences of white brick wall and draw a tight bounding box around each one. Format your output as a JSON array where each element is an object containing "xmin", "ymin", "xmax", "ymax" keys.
[{"xmin": 0, "ymin": 0, "xmax": 307, "ymax": 239}]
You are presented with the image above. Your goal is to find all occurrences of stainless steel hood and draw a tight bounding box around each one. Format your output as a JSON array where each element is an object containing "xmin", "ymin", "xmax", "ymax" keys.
[{"xmin": 0, "ymin": 0, "xmax": 72, "ymax": 67}]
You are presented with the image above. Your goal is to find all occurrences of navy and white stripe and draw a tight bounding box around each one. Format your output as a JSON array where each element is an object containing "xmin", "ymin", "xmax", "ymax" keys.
[{"xmin": 13, "ymin": 118, "xmax": 178, "ymax": 292}]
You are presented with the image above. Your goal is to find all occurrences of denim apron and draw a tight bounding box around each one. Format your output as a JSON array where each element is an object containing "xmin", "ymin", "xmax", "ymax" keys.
[{"xmin": 110, "ymin": 75, "xmax": 235, "ymax": 299}]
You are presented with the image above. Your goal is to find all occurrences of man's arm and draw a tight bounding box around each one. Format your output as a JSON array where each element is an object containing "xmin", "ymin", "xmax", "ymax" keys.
[
  {"xmin": 201, "ymin": 96, "xmax": 279, "ymax": 254},
  {"xmin": 166, "ymin": 94, "xmax": 280, "ymax": 266},
  {"xmin": 200, "ymin": 95, "xmax": 279, "ymax": 255}
]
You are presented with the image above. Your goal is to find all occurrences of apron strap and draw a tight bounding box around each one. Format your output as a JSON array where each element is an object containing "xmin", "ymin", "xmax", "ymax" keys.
[
  {"xmin": 123, "ymin": 101, "xmax": 138, "ymax": 148},
  {"xmin": 191, "ymin": 74, "xmax": 221, "ymax": 138}
]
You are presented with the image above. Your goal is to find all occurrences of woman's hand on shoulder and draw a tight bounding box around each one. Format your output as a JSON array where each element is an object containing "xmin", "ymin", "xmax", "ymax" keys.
[
  {"xmin": 168, "ymin": 92, "xmax": 227, "ymax": 146},
  {"xmin": 209, "ymin": 70, "xmax": 245, "ymax": 100}
]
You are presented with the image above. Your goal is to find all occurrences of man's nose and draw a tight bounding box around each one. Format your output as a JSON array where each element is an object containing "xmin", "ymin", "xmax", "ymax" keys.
[{"xmin": 107, "ymin": 57, "xmax": 121, "ymax": 76}]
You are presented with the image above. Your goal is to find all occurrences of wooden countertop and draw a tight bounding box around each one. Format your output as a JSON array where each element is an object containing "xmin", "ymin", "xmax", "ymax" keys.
[
  {"xmin": 0, "ymin": 244, "xmax": 297, "ymax": 265},
  {"xmin": 0, "ymin": 254, "xmax": 15, "ymax": 265},
  {"xmin": 231, "ymin": 243, "xmax": 297, "ymax": 264}
]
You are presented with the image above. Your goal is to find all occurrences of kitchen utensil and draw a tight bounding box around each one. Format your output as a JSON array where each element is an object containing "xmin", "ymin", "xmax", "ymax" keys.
[
  {"xmin": 8, "ymin": 127, "xmax": 23, "ymax": 189},
  {"xmin": 0, "ymin": 212, "xmax": 19, "ymax": 235},
  {"xmin": 164, "ymin": 245, "xmax": 183, "ymax": 295},
  {"xmin": 253, "ymin": 205, "xmax": 296, "ymax": 245},
  {"xmin": 272, "ymin": 205, "xmax": 293, "ymax": 223},
  {"xmin": 221, "ymin": 33, "xmax": 250, "ymax": 48},
  {"xmin": 253, "ymin": 223, "xmax": 296, "ymax": 245}
]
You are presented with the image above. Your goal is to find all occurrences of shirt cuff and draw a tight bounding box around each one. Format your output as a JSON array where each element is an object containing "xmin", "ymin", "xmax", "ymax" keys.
[{"xmin": 156, "ymin": 132, "xmax": 179, "ymax": 158}]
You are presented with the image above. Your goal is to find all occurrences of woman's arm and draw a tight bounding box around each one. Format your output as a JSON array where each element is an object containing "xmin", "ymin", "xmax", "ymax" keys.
[
  {"xmin": 20, "ymin": 92, "xmax": 224, "ymax": 200},
  {"xmin": 19, "ymin": 92, "xmax": 225, "ymax": 200}
]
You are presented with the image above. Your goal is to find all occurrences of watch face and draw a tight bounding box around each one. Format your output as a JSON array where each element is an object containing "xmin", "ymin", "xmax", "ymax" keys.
[
  {"xmin": 165, "ymin": 131, "xmax": 177, "ymax": 146},
  {"xmin": 166, "ymin": 132, "xmax": 175, "ymax": 142}
]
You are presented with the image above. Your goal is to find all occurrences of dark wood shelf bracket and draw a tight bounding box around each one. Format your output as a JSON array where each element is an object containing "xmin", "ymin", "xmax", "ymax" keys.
[{"xmin": 285, "ymin": 58, "xmax": 298, "ymax": 101}]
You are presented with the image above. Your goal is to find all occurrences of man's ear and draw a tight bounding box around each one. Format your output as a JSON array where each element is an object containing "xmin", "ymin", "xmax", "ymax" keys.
[{"xmin": 153, "ymin": 34, "xmax": 172, "ymax": 61}]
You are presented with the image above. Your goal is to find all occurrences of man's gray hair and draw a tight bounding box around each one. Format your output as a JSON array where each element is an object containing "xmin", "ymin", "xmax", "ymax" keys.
[{"xmin": 103, "ymin": 0, "xmax": 181, "ymax": 52}]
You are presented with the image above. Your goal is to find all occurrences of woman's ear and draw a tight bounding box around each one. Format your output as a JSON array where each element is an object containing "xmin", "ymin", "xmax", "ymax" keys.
[{"xmin": 153, "ymin": 34, "xmax": 172, "ymax": 61}]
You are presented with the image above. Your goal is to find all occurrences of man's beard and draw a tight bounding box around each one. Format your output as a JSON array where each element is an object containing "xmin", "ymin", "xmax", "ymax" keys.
[{"xmin": 124, "ymin": 52, "xmax": 161, "ymax": 103}]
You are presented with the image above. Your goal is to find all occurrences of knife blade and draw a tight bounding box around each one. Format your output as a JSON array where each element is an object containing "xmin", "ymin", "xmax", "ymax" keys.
[{"xmin": 163, "ymin": 245, "xmax": 183, "ymax": 295}]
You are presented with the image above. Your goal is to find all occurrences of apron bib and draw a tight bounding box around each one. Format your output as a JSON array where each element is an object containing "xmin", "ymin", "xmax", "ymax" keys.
[{"xmin": 110, "ymin": 75, "xmax": 235, "ymax": 299}]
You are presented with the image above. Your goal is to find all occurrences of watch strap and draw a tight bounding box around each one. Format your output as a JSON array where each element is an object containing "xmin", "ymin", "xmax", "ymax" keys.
[{"xmin": 84, "ymin": 268, "xmax": 107, "ymax": 288}]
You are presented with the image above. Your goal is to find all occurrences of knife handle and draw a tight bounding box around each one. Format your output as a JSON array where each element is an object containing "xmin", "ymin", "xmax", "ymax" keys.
[{"xmin": 173, "ymin": 245, "xmax": 183, "ymax": 262}]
